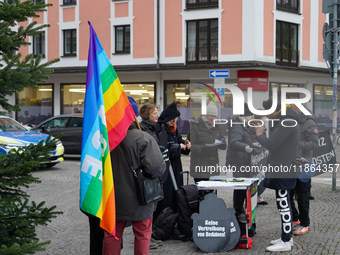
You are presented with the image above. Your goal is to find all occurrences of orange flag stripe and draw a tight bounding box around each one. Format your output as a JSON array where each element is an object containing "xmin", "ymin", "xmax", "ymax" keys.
[{"xmin": 106, "ymin": 92, "xmax": 130, "ymax": 132}]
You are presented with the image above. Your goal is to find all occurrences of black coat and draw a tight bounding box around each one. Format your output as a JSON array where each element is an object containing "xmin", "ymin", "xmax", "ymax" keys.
[
  {"xmin": 257, "ymin": 108, "xmax": 300, "ymax": 190},
  {"xmin": 188, "ymin": 117, "xmax": 226, "ymax": 179},
  {"xmin": 225, "ymin": 116, "xmax": 253, "ymax": 177},
  {"xmin": 110, "ymin": 122, "xmax": 166, "ymax": 221},
  {"xmin": 298, "ymin": 113, "xmax": 319, "ymax": 161},
  {"xmin": 154, "ymin": 122, "xmax": 190, "ymax": 215}
]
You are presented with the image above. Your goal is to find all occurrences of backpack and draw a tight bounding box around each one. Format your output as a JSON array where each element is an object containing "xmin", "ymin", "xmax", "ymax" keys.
[
  {"xmin": 176, "ymin": 185, "xmax": 199, "ymax": 237},
  {"xmin": 152, "ymin": 207, "xmax": 178, "ymax": 241}
]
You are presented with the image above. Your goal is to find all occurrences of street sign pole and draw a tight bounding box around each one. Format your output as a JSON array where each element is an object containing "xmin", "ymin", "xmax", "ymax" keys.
[{"xmin": 332, "ymin": 0, "xmax": 338, "ymax": 191}]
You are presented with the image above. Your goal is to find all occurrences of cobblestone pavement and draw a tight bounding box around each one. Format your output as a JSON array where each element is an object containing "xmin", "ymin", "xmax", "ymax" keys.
[{"xmin": 28, "ymin": 154, "xmax": 340, "ymax": 255}]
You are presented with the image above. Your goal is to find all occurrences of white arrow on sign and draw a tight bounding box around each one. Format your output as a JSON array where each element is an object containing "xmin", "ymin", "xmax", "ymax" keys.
[{"xmin": 211, "ymin": 71, "xmax": 216, "ymax": 77}]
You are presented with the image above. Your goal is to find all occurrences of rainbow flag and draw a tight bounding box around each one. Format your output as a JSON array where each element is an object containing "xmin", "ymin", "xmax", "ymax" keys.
[{"xmin": 80, "ymin": 22, "xmax": 135, "ymax": 235}]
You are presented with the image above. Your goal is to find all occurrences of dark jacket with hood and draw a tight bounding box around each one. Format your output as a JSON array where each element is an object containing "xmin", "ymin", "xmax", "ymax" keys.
[
  {"xmin": 225, "ymin": 116, "xmax": 253, "ymax": 178},
  {"xmin": 188, "ymin": 116, "xmax": 226, "ymax": 179},
  {"xmin": 256, "ymin": 107, "xmax": 300, "ymax": 190},
  {"xmin": 154, "ymin": 103, "xmax": 190, "ymax": 214},
  {"xmin": 298, "ymin": 112, "xmax": 319, "ymax": 161},
  {"xmin": 139, "ymin": 119, "xmax": 159, "ymax": 144},
  {"xmin": 110, "ymin": 121, "xmax": 166, "ymax": 221}
]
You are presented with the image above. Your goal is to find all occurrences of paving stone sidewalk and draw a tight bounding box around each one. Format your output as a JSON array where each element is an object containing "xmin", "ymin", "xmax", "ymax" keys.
[{"xmin": 30, "ymin": 155, "xmax": 340, "ymax": 255}]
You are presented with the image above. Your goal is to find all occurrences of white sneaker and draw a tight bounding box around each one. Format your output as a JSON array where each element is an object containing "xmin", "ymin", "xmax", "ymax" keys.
[
  {"xmin": 270, "ymin": 238, "xmax": 293, "ymax": 246},
  {"xmin": 266, "ymin": 240, "xmax": 292, "ymax": 252}
]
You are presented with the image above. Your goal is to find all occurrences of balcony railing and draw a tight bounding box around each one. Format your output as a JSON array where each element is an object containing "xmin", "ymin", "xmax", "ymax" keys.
[
  {"xmin": 276, "ymin": 47, "xmax": 299, "ymax": 67},
  {"xmin": 186, "ymin": 0, "xmax": 218, "ymax": 10},
  {"xmin": 276, "ymin": 0, "xmax": 300, "ymax": 14},
  {"xmin": 186, "ymin": 46, "xmax": 218, "ymax": 65}
]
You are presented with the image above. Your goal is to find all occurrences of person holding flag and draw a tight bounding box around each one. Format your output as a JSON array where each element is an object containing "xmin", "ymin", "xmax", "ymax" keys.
[{"xmin": 80, "ymin": 22, "xmax": 165, "ymax": 254}]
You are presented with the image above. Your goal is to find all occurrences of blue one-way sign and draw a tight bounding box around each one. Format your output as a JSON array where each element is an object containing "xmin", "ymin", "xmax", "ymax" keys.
[{"xmin": 209, "ymin": 70, "xmax": 229, "ymax": 78}]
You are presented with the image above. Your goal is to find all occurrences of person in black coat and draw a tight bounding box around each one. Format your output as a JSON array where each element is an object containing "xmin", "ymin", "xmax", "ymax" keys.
[
  {"xmin": 225, "ymin": 103, "xmax": 254, "ymax": 221},
  {"xmin": 255, "ymin": 99, "xmax": 300, "ymax": 252},
  {"xmin": 154, "ymin": 102, "xmax": 190, "ymax": 218}
]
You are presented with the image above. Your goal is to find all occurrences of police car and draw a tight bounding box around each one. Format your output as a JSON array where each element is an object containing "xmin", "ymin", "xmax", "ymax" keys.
[{"xmin": 0, "ymin": 116, "xmax": 64, "ymax": 166}]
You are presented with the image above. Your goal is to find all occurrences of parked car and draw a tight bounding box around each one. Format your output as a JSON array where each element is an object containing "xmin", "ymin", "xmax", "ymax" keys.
[
  {"xmin": 0, "ymin": 116, "xmax": 64, "ymax": 167},
  {"xmin": 31, "ymin": 114, "xmax": 83, "ymax": 155}
]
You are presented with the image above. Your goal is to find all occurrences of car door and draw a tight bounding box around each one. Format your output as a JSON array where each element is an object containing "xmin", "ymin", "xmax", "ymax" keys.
[
  {"xmin": 65, "ymin": 116, "xmax": 83, "ymax": 155},
  {"xmin": 39, "ymin": 117, "xmax": 70, "ymax": 152}
]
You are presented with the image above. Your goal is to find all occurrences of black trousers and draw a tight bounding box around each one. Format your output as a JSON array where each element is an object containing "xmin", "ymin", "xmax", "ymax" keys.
[
  {"xmin": 88, "ymin": 215, "xmax": 104, "ymax": 255},
  {"xmin": 275, "ymin": 189, "xmax": 292, "ymax": 242},
  {"xmin": 290, "ymin": 179, "xmax": 311, "ymax": 227},
  {"xmin": 233, "ymin": 189, "xmax": 247, "ymax": 216}
]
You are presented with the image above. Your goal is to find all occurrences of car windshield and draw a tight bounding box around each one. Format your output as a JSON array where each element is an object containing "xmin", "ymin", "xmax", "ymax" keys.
[{"xmin": 0, "ymin": 118, "xmax": 27, "ymax": 132}]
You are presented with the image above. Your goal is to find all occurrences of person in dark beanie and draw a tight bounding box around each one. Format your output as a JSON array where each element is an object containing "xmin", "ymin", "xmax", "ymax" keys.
[
  {"xmin": 154, "ymin": 102, "xmax": 191, "ymax": 219},
  {"xmin": 225, "ymin": 103, "xmax": 254, "ymax": 224},
  {"xmin": 255, "ymin": 99, "xmax": 300, "ymax": 252}
]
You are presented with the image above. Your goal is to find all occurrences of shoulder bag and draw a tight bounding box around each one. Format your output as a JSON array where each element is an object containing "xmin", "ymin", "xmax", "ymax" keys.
[{"xmin": 120, "ymin": 144, "xmax": 164, "ymax": 206}]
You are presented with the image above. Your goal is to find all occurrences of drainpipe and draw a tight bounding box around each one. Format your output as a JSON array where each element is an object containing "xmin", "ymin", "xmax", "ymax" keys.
[{"xmin": 156, "ymin": 0, "xmax": 160, "ymax": 69}]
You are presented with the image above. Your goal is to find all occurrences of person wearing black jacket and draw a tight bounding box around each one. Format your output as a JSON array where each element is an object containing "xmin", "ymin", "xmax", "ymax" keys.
[
  {"xmin": 154, "ymin": 102, "xmax": 190, "ymax": 217},
  {"xmin": 226, "ymin": 103, "xmax": 254, "ymax": 221},
  {"xmin": 256, "ymin": 99, "xmax": 300, "ymax": 252},
  {"xmin": 188, "ymin": 101, "xmax": 226, "ymax": 198},
  {"xmin": 290, "ymin": 104, "xmax": 319, "ymax": 236}
]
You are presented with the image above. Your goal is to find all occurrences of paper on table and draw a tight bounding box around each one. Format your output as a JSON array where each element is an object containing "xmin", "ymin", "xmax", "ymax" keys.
[{"xmin": 197, "ymin": 180, "xmax": 252, "ymax": 188}]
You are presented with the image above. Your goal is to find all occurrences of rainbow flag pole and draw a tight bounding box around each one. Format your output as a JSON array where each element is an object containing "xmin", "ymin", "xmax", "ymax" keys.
[{"xmin": 80, "ymin": 21, "xmax": 135, "ymax": 235}]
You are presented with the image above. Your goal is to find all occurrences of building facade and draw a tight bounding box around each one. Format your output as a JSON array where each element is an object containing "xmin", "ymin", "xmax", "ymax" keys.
[{"xmin": 4, "ymin": 0, "xmax": 338, "ymax": 133}]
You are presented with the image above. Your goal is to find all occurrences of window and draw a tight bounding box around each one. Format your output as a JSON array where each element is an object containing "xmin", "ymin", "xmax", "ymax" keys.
[
  {"xmin": 4, "ymin": 0, "xmax": 15, "ymax": 4},
  {"xmin": 314, "ymin": 85, "xmax": 340, "ymax": 132},
  {"xmin": 115, "ymin": 25, "xmax": 130, "ymax": 53},
  {"xmin": 63, "ymin": 29, "xmax": 77, "ymax": 56},
  {"xmin": 186, "ymin": 19, "xmax": 218, "ymax": 65},
  {"xmin": 33, "ymin": 32, "xmax": 45, "ymax": 57},
  {"xmin": 276, "ymin": 0, "xmax": 299, "ymax": 13},
  {"xmin": 16, "ymin": 85, "xmax": 53, "ymax": 125},
  {"xmin": 63, "ymin": 0, "xmax": 76, "ymax": 4},
  {"xmin": 34, "ymin": 0, "xmax": 44, "ymax": 3},
  {"xmin": 186, "ymin": 0, "xmax": 218, "ymax": 9},
  {"xmin": 276, "ymin": 21, "xmax": 299, "ymax": 67},
  {"xmin": 269, "ymin": 83, "xmax": 300, "ymax": 101},
  {"xmin": 44, "ymin": 117, "xmax": 69, "ymax": 129}
]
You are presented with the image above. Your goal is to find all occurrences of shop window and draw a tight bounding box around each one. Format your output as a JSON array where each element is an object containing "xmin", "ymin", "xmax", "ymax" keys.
[
  {"xmin": 269, "ymin": 83, "xmax": 300, "ymax": 101},
  {"xmin": 186, "ymin": 0, "xmax": 218, "ymax": 10},
  {"xmin": 186, "ymin": 19, "xmax": 218, "ymax": 65},
  {"xmin": 122, "ymin": 83, "xmax": 155, "ymax": 106},
  {"xmin": 276, "ymin": 0, "xmax": 299, "ymax": 14},
  {"xmin": 276, "ymin": 21, "xmax": 299, "ymax": 67},
  {"xmin": 314, "ymin": 85, "xmax": 340, "ymax": 132},
  {"xmin": 16, "ymin": 85, "xmax": 53, "ymax": 125},
  {"xmin": 61, "ymin": 83, "xmax": 155, "ymax": 114},
  {"xmin": 33, "ymin": 31, "xmax": 45, "ymax": 57},
  {"xmin": 61, "ymin": 84, "xmax": 85, "ymax": 114},
  {"xmin": 115, "ymin": 25, "xmax": 130, "ymax": 53},
  {"xmin": 63, "ymin": 29, "xmax": 77, "ymax": 56}
]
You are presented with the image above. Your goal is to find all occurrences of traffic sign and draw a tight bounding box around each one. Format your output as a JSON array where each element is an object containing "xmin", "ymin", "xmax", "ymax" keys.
[{"xmin": 209, "ymin": 70, "xmax": 229, "ymax": 78}]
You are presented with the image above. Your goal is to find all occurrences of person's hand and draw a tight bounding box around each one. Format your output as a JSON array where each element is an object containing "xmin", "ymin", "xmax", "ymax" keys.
[
  {"xmin": 180, "ymin": 143, "xmax": 186, "ymax": 150},
  {"xmin": 245, "ymin": 146, "xmax": 253, "ymax": 153},
  {"xmin": 185, "ymin": 140, "xmax": 191, "ymax": 150},
  {"xmin": 218, "ymin": 138, "xmax": 227, "ymax": 149},
  {"xmin": 255, "ymin": 124, "xmax": 264, "ymax": 137},
  {"xmin": 253, "ymin": 142, "xmax": 262, "ymax": 148}
]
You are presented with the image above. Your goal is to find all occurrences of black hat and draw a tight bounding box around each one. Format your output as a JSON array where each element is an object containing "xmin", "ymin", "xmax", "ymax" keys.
[
  {"xmin": 159, "ymin": 102, "xmax": 181, "ymax": 123},
  {"xmin": 241, "ymin": 103, "xmax": 253, "ymax": 116}
]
